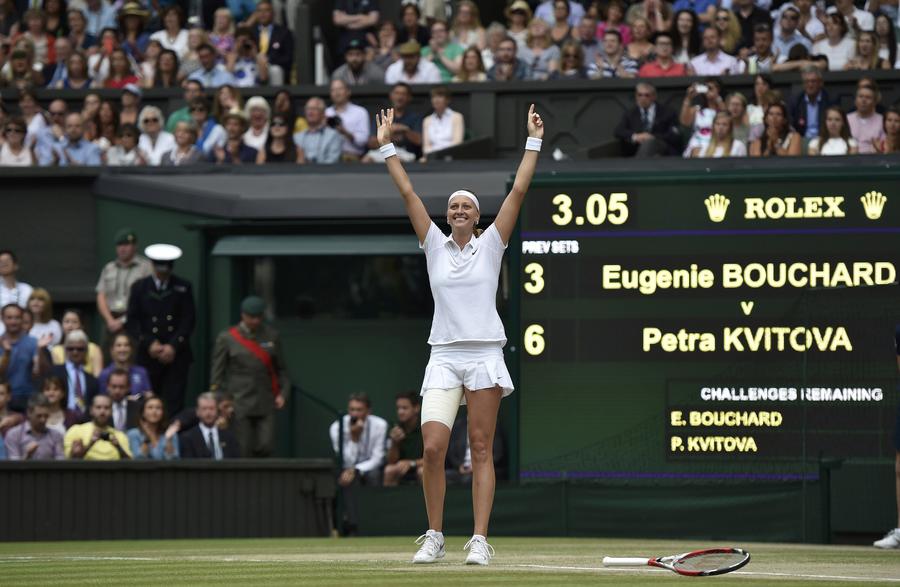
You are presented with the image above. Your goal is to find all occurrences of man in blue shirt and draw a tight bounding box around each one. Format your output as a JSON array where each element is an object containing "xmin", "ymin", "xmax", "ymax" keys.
[
  {"xmin": 293, "ymin": 97, "xmax": 343, "ymax": 164},
  {"xmin": 788, "ymin": 66, "xmax": 834, "ymax": 139},
  {"xmin": 82, "ymin": 0, "xmax": 118, "ymax": 37},
  {"xmin": 51, "ymin": 113, "xmax": 102, "ymax": 166},
  {"xmin": 672, "ymin": 0, "xmax": 717, "ymax": 26},
  {"xmin": 773, "ymin": 7, "xmax": 812, "ymax": 62},
  {"xmin": 188, "ymin": 44, "xmax": 236, "ymax": 88},
  {"xmin": 0, "ymin": 304, "xmax": 48, "ymax": 412}
]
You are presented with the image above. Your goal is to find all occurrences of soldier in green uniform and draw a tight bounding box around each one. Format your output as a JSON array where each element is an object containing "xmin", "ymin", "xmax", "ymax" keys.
[
  {"xmin": 95, "ymin": 228, "xmax": 152, "ymax": 344},
  {"xmin": 210, "ymin": 296, "xmax": 289, "ymax": 458}
]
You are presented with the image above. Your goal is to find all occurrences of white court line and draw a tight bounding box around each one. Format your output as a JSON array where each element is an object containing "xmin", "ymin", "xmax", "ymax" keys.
[{"xmin": 517, "ymin": 564, "xmax": 900, "ymax": 583}]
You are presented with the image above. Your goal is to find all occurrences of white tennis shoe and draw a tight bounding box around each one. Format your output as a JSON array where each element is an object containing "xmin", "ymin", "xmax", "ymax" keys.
[
  {"xmin": 463, "ymin": 535, "xmax": 495, "ymax": 565},
  {"xmin": 412, "ymin": 530, "xmax": 445, "ymax": 563},
  {"xmin": 873, "ymin": 528, "xmax": 900, "ymax": 549}
]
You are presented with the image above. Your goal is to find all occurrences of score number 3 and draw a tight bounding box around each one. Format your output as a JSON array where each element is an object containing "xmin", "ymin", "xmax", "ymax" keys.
[{"xmin": 552, "ymin": 192, "xmax": 629, "ymax": 226}]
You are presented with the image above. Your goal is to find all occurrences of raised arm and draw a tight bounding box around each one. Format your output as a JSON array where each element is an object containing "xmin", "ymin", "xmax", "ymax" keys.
[
  {"xmin": 377, "ymin": 108, "xmax": 431, "ymax": 244},
  {"xmin": 494, "ymin": 104, "xmax": 544, "ymax": 245}
]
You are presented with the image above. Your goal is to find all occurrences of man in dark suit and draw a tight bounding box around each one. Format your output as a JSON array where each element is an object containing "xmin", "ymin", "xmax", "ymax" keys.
[
  {"xmin": 180, "ymin": 392, "xmax": 240, "ymax": 459},
  {"xmin": 252, "ymin": 0, "xmax": 294, "ymax": 84},
  {"xmin": 614, "ymin": 82, "xmax": 682, "ymax": 157},
  {"xmin": 47, "ymin": 330, "xmax": 100, "ymax": 421},
  {"xmin": 105, "ymin": 368, "xmax": 143, "ymax": 432},
  {"xmin": 787, "ymin": 65, "xmax": 834, "ymax": 141},
  {"xmin": 126, "ymin": 244, "xmax": 195, "ymax": 416}
]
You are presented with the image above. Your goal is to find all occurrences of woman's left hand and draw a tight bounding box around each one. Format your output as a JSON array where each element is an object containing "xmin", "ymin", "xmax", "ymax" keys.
[{"xmin": 527, "ymin": 104, "xmax": 544, "ymax": 139}]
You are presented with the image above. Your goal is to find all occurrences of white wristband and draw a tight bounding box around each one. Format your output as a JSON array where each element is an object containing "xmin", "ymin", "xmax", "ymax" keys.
[
  {"xmin": 525, "ymin": 137, "xmax": 542, "ymax": 152},
  {"xmin": 380, "ymin": 143, "xmax": 397, "ymax": 158}
]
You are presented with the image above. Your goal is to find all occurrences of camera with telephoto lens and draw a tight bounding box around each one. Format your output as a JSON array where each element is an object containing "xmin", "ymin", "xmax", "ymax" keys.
[{"xmin": 327, "ymin": 115, "xmax": 342, "ymax": 128}]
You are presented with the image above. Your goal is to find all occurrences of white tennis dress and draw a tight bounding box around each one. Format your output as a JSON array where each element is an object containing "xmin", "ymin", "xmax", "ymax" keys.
[{"xmin": 419, "ymin": 221, "xmax": 514, "ymax": 404}]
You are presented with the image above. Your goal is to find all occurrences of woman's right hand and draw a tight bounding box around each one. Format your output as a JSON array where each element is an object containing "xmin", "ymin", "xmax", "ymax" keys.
[{"xmin": 376, "ymin": 108, "xmax": 394, "ymax": 146}]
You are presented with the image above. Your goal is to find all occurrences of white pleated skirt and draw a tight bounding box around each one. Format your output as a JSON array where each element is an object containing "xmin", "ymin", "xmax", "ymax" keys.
[{"xmin": 419, "ymin": 341, "xmax": 515, "ymax": 405}]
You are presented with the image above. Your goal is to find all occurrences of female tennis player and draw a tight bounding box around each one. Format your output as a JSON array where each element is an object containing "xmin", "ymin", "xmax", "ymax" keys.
[{"xmin": 376, "ymin": 104, "xmax": 544, "ymax": 565}]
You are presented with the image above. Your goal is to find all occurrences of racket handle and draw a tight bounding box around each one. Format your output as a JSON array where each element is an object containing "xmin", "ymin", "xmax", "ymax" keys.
[{"xmin": 602, "ymin": 557, "xmax": 651, "ymax": 567}]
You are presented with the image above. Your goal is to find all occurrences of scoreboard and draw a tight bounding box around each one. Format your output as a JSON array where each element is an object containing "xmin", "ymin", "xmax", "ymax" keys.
[{"xmin": 516, "ymin": 168, "xmax": 899, "ymax": 478}]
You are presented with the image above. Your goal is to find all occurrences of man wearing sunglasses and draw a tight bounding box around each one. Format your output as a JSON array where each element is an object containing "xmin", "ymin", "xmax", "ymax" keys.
[
  {"xmin": 773, "ymin": 6, "xmax": 812, "ymax": 63},
  {"xmin": 46, "ymin": 329, "xmax": 100, "ymax": 421},
  {"xmin": 34, "ymin": 100, "xmax": 67, "ymax": 166}
]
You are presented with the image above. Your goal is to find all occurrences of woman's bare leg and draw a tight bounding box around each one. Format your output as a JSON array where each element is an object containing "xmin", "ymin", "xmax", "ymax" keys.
[{"xmin": 464, "ymin": 386, "xmax": 503, "ymax": 537}]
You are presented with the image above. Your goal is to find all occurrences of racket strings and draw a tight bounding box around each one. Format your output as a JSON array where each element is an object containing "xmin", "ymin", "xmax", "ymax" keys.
[{"xmin": 675, "ymin": 553, "xmax": 747, "ymax": 573}]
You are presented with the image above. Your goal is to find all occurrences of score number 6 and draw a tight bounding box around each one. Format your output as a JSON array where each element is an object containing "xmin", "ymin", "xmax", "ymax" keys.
[{"xmin": 552, "ymin": 192, "xmax": 629, "ymax": 226}]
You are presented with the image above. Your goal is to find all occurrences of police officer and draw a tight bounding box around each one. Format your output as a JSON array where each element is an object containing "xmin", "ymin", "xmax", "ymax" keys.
[
  {"xmin": 95, "ymin": 228, "xmax": 152, "ymax": 344},
  {"xmin": 210, "ymin": 296, "xmax": 289, "ymax": 458},
  {"xmin": 126, "ymin": 244, "xmax": 195, "ymax": 415}
]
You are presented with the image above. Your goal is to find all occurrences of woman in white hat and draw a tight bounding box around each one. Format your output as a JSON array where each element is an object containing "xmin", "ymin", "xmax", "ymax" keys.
[{"xmin": 376, "ymin": 104, "xmax": 544, "ymax": 566}]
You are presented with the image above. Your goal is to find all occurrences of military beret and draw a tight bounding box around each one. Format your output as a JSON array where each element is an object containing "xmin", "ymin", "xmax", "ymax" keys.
[
  {"xmin": 241, "ymin": 296, "xmax": 266, "ymax": 316},
  {"xmin": 114, "ymin": 228, "xmax": 138, "ymax": 245}
]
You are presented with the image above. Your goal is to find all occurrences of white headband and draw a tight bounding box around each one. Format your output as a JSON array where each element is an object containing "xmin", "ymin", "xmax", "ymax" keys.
[{"xmin": 448, "ymin": 190, "xmax": 480, "ymax": 211}]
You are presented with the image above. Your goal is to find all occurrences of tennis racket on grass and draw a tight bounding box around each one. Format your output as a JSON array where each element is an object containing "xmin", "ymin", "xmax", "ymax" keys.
[{"xmin": 602, "ymin": 547, "xmax": 750, "ymax": 577}]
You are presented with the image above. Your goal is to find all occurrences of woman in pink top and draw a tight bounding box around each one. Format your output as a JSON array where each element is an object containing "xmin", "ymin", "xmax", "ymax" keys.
[{"xmin": 596, "ymin": 0, "xmax": 632, "ymax": 46}]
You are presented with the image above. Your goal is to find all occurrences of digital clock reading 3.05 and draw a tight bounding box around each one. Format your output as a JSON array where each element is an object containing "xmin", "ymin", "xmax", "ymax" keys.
[{"xmin": 551, "ymin": 192, "xmax": 630, "ymax": 226}]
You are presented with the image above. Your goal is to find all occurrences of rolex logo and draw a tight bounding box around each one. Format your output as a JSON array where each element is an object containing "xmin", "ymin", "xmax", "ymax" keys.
[
  {"xmin": 860, "ymin": 191, "xmax": 886, "ymax": 220},
  {"xmin": 704, "ymin": 194, "xmax": 730, "ymax": 223}
]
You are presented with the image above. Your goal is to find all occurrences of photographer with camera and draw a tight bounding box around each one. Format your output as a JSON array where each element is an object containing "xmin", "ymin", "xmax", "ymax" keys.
[
  {"xmin": 325, "ymin": 79, "xmax": 370, "ymax": 160},
  {"xmin": 329, "ymin": 392, "xmax": 387, "ymax": 535},
  {"xmin": 680, "ymin": 77, "xmax": 726, "ymax": 156},
  {"xmin": 64, "ymin": 395, "xmax": 132, "ymax": 460},
  {"xmin": 227, "ymin": 28, "xmax": 272, "ymax": 88}
]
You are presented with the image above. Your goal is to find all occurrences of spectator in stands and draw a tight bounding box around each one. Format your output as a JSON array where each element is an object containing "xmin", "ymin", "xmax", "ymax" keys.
[
  {"xmin": 808, "ymin": 105, "xmax": 857, "ymax": 155},
  {"xmin": 33, "ymin": 100, "xmax": 67, "ymax": 166},
  {"xmin": 118, "ymin": 3, "xmax": 149, "ymax": 62},
  {"xmin": 17, "ymin": 90, "xmax": 45, "ymax": 148},
  {"xmin": 873, "ymin": 13, "xmax": 897, "ymax": 68},
  {"xmin": 422, "ymin": 85, "xmax": 463, "ymax": 158},
  {"xmin": 385, "ymin": 39, "xmax": 440, "ymax": 84},
  {"xmin": 773, "ymin": 6, "xmax": 812, "ymax": 63},
  {"xmin": 5, "ymin": 393, "xmax": 64, "ymax": 459},
  {"xmin": 105, "ymin": 368, "xmax": 141, "ymax": 432},
  {"xmin": 726, "ymin": 92, "xmax": 751, "ymax": 144},
  {"xmin": 487, "ymin": 35, "xmax": 530, "ymax": 81},
  {"xmin": 732, "ymin": 0, "xmax": 771, "ymax": 51},
  {"xmin": 681, "ymin": 78, "xmax": 725, "ymax": 156},
  {"xmin": 188, "ymin": 42, "xmax": 235, "ymax": 87},
  {"xmin": 572, "ymin": 16, "xmax": 599, "ymax": 65},
  {"xmin": 0, "ymin": 116, "xmax": 34, "ymax": 165},
  {"xmin": 876, "ymin": 107, "xmax": 900, "ymax": 153},
  {"xmin": 190, "ymin": 97, "xmax": 225, "ymax": 155},
  {"xmin": 422, "ymin": 19, "xmax": 462, "ymax": 83},
  {"xmin": 689, "ymin": 111, "xmax": 747, "ymax": 157},
  {"xmin": 523, "ymin": 17, "xmax": 560, "ymax": 80},
  {"xmin": 2, "ymin": 43, "xmax": 43, "ymax": 89},
  {"xmin": 0, "ymin": 380, "xmax": 23, "ymax": 433},
  {"xmin": 550, "ymin": 38, "xmax": 588, "ymax": 78},
  {"xmin": 714, "ymin": 9, "xmax": 741, "ymax": 56},
  {"xmin": 0, "ymin": 0, "xmax": 19, "ymax": 41},
  {"xmin": 52, "ymin": 111, "xmax": 101, "ymax": 165},
  {"xmin": 257, "ymin": 113, "xmax": 297, "ymax": 163},
  {"xmin": 846, "ymin": 31, "xmax": 891, "ymax": 70},
  {"xmin": 450, "ymin": 0, "xmax": 485, "ymax": 50},
  {"xmin": 691, "ymin": 26, "xmax": 744, "ymax": 74},
  {"xmin": 174, "ymin": 390, "xmax": 234, "ymax": 433},
  {"xmin": 136, "ymin": 105, "xmax": 174, "ymax": 165},
  {"xmin": 49, "ymin": 328, "xmax": 99, "ymax": 416},
  {"xmin": 672, "ymin": 0, "xmax": 716, "ymax": 27},
  {"xmin": 118, "ymin": 83, "xmax": 140, "ymax": 126},
  {"xmin": 366, "ymin": 81, "xmax": 422, "ymax": 162},
  {"xmin": 14, "ymin": 9, "xmax": 55, "ymax": 66},
  {"xmin": 42, "ymin": 376, "xmax": 78, "ymax": 434},
  {"xmin": 127, "ymin": 395, "xmax": 179, "ymax": 459},
  {"xmin": 66, "ymin": 9, "xmax": 94, "ymax": 52},
  {"xmin": 251, "ymin": 0, "xmax": 291, "ymax": 81},
  {"xmin": 95, "ymin": 228, "xmax": 151, "ymax": 343},
  {"xmin": 750, "ymin": 101, "xmax": 801, "ymax": 156},
  {"xmin": 293, "ymin": 96, "xmax": 341, "ymax": 164},
  {"xmin": 138, "ymin": 38, "xmax": 160, "ymax": 81},
  {"xmin": 209, "ymin": 7, "xmax": 235, "ymax": 56},
  {"xmin": 242, "ymin": 95, "xmax": 270, "ymax": 151},
  {"xmin": 53, "ymin": 50, "xmax": 91, "ymax": 88},
  {"xmin": 589, "ymin": 30, "xmax": 637, "ymax": 78},
  {"xmin": 42, "ymin": 37, "xmax": 71, "ymax": 87},
  {"xmin": 161, "ymin": 120, "xmax": 202, "ymax": 165},
  {"xmin": 51, "ymin": 310, "xmax": 102, "ymax": 375},
  {"xmin": 331, "ymin": 38, "xmax": 384, "ymax": 86},
  {"xmin": 150, "ymin": 49, "xmax": 180, "ymax": 88},
  {"xmin": 671, "ymin": 9, "xmax": 700, "ymax": 64},
  {"xmin": 326, "ymin": 79, "xmax": 369, "ymax": 160},
  {"xmin": 82, "ymin": 92, "xmax": 100, "ymax": 123},
  {"xmin": 65, "ymin": 394, "xmax": 131, "ymax": 459},
  {"xmin": 82, "ymin": 0, "xmax": 116, "ymax": 38},
  {"xmin": 228, "ymin": 27, "xmax": 271, "ymax": 87},
  {"xmin": 640, "ymin": 31, "xmax": 687, "ymax": 76},
  {"xmin": 330, "ymin": 392, "xmax": 387, "ymax": 535},
  {"xmin": 398, "ymin": 3, "xmax": 428, "ymax": 48},
  {"xmin": 505, "ymin": 1, "xmax": 530, "ymax": 50},
  {"xmin": 150, "ymin": 6, "xmax": 188, "ymax": 59},
  {"xmin": 549, "ymin": 0, "xmax": 574, "ymax": 45},
  {"xmin": 627, "ymin": 0, "xmax": 673, "ymax": 33},
  {"xmin": 179, "ymin": 27, "xmax": 206, "ymax": 81},
  {"xmin": 85, "ymin": 27, "xmax": 118, "ymax": 83},
  {"xmin": 596, "ymin": 0, "xmax": 631, "ymax": 45},
  {"xmin": 536, "ymin": 0, "xmax": 583, "ymax": 27},
  {"xmin": 793, "ymin": 0, "xmax": 825, "ymax": 43},
  {"xmin": 453, "ymin": 46, "xmax": 486, "ymax": 82},
  {"xmin": 213, "ymin": 111, "xmax": 256, "ymax": 163},
  {"xmin": 100, "ymin": 48, "xmax": 139, "ymax": 89},
  {"xmin": 94, "ymin": 99, "xmax": 118, "ymax": 155},
  {"xmin": 165, "ymin": 80, "xmax": 203, "ymax": 133},
  {"xmin": 626, "ymin": 16, "xmax": 655, "ymax": 63},
  {"xmin": 370, "ymin": 19, "xmax": 397, "ymax": 72},
  {"xmin": 105, "ymin": 123, "xmax": 143, "ymax": 165},
  {"xmin": 788, "ymin": 65, "xmax": 833, "ymax": 140},
  {"xmin": 99, "ymin": 332, "xmax": 152, "ymax": 397},
  {"xmin": 0, "ymin": 251, "xmax": 32, "ymax": 312},
  {"xmin": 745, "ymin": 24, "xmax": 775, "ymax": 73},
  {"xmin": 179, "ymin": 391, "xmax": 240, "ymax": 459},
  {"xmin": 615, "ymin": 82, "xmax": 681, "ymax": 156},
  {"xmin": 383, "ymin": 391, "xmax": 423, "ymax": 486},
  {"xmin": 828, "ymin": 0, "xmax": 874, "ymax": 34},
  {"xmin": 332, "ymin": 0, "xmax": 378, "ymax": 58},
  {"xmin": 26, "ymin": 289, "xmax": 61, "ymax": 346},
  {"xmin": 847, "ymin": 84, "xmax": 884, "ymax": 154}
]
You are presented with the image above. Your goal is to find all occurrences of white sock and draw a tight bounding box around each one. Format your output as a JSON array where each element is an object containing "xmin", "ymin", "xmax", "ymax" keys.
[
  {"xmin": 472, "ymin": 534, "xmax": 486, "ymax": 542},
  {"xmin": 428, "ymin": 529, "xmax": 444, "ymax": 543}
]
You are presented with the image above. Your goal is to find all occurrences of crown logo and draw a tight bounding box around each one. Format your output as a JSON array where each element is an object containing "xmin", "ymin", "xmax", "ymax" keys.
[
  {"xmin": 860, "ymin": 191, "xmax": 886, "ymax": 220},
  {"xmin": 704, "ymin": 194, "xmax": 730, "ymax": 222}
]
